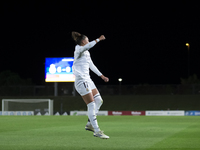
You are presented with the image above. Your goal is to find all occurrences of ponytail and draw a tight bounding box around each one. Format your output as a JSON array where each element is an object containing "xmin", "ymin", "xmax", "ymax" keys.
[{"xmin": 72, "ymin": 31, "xmax": 86, "ymax": 45}]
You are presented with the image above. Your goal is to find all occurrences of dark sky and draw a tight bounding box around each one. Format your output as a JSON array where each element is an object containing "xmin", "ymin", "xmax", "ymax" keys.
[{"xmin": 1, "ymin": 1, "xmax": 200, "ymax": 85}]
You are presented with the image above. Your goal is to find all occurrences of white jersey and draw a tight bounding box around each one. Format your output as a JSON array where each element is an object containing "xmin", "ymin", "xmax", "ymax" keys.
[{"xmin": 72, "ymin": 40, "xmax": 102, "ymax": 80}]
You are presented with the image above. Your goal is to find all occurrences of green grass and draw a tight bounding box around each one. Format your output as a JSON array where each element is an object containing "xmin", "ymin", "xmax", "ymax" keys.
[{"xmin": 0, "ymin": 116, "xmax": 200, "ymax": 150}]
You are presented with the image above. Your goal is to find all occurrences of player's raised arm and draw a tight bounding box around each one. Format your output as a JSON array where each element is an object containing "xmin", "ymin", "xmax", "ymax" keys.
[
  {"xmin": 81, "ymin": 35, "xmax": 106, "ymax": 51},
  {"xmin": 95, "ymin": 35, "xmax": 106, "ymax": 43},
  {"xmin": 72, "ymin": 32, "xmax": 106, "ymax": 54}
]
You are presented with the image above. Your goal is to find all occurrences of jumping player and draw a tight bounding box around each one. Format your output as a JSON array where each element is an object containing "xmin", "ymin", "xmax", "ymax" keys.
[{"xmin": 72, "ymin": 31, "xmax": 109, "ymax": 139}]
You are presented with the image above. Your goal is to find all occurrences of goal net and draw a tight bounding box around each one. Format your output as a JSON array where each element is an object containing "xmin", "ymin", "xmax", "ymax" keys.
[{"xmin": 2, "ymin": 99, "xmax": 53, "ymax": 115}]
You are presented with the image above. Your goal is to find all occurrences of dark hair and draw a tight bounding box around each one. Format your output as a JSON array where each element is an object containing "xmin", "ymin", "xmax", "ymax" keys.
[{"xmin": 71, "ymin": 31, "xmax": 86, "ymax": 45}]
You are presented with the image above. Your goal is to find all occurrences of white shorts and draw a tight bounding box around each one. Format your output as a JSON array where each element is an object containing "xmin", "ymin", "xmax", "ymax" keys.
[{"xmin": 75, "ymin": 78, "xmax": 97, "ymax": 96}]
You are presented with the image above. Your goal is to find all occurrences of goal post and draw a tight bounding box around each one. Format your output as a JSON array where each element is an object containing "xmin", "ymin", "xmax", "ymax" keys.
[{"xmin": 2, "ymin": 99, "xmax": 53, "ymax": 115}]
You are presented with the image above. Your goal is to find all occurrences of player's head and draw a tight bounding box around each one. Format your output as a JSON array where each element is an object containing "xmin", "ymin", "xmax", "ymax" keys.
[{"xmin": 72, "ymin": 31, "xmax": 89, "ymax": 46}]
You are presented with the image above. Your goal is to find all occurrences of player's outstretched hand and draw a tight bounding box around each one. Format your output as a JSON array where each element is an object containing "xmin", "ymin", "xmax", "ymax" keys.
[
  {"xmin": 101, "ymin": 75, "xmax": 109, "ymax": 82},
  {"xmin": 99, "ymin": 35, "xmax": 106, "ymax": 41}
]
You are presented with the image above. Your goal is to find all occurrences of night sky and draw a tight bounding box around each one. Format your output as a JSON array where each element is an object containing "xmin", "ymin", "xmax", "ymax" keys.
[{"xmin": 1, "ymin": 1, "xmax": 200, "ymax": 85}]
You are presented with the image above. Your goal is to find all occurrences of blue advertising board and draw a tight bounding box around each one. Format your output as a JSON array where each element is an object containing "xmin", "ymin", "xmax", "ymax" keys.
[
  {"xmin": 185, "ymin": 111, "xmax": 200, "ymax": 116},
  {"xmin": 45, "ymin": 57, "xmax": 75, "ymax": 82}
]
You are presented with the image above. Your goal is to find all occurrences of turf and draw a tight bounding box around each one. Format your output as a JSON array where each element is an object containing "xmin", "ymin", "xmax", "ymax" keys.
[{"xmin": 0, "ymin": 116, "xmax": 200, "ymax": 150}]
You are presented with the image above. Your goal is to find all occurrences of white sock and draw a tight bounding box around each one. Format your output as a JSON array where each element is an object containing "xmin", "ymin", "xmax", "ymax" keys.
[
  {"xmin": 87, "ymin": 101, "xmax": 100, "ymax": 132},
  {"xmin": 93, "ymin": 93, "xmax": 103, "ymax": 115}
]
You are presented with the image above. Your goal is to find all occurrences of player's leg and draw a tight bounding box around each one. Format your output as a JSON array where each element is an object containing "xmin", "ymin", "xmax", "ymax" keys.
[
  {"xmin": 78, "ymin": 80, "xmax": 109, "ymax": 139},
  {"xmin": 74, "ymin": 80, "xmax": 96, "ymax": 132},
  {"xmin": 85, "ymin": 81, "xmax": 103, "ymax": 126},
  {"xmin": 82, "ymin": 93, "xmax": 101, "ymax": 133},
  {"xmin": 92, "ymin": 88, "xmax": 103, "ymax": 115},
  {"xmin": 90, "ymin": 82, "xmax": 109, "ymax": 139},
  {"xmin": 90, "ymin": 80, "xmax": 103, "ymax": 115},
  {"xmin": 81, "ymin": 91, "xmax": 109, "ymax": 139},
  {"xmin": 85, "ymin": 88, "xmax": 102, "ymax": 132},
  {"xmin": 83, "ymin": 94, "xmax": 110, "ymax": 139}
]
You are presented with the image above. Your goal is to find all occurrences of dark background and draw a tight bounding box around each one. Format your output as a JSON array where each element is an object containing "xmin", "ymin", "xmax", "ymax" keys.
[{"xmin": 1, "ymin": 1, "xmax": 200, "ymax": 85}]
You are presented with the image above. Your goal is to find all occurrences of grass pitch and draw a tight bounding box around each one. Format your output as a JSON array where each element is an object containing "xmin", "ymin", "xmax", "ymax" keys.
[{"xmin": 0, "ymin": 116, "xmax": 200, "ymax": 150}]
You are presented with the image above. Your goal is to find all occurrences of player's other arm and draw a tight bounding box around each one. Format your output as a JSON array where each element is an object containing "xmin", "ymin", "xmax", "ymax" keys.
[
  {"xmin": 89, "ymin": 59, "xmax": 109, "ymax": 82},
  {"xmin": 100, "ymin": 75, "xmax": 109, "ymax": 82}
]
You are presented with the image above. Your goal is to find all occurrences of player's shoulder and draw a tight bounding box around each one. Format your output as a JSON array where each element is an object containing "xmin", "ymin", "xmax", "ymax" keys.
[
  {"xmin": 75, "ymin": 45, "xmax": 83, "ymax": 52},
  {"xmin": 75, "ymin": 44, "xmax": 80, "ymax": 50}
]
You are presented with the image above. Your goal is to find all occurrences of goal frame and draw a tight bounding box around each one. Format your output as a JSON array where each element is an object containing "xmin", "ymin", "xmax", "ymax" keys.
[{"xmin": 2, "ymin": 99, "xmax": 53, "ymax": 115}]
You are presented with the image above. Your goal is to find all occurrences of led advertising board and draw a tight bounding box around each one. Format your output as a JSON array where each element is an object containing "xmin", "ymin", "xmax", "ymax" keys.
[{"xmin": 45, "ymin": 57, "xmax": 75, "ymax": 82}]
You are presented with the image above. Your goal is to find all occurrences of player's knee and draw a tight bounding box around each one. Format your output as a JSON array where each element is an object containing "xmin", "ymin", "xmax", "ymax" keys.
[
  {"xmin": 101, "ymin": 98, "xmax": 103, "ymax": 104},
  {"xmin": 94, "ymin": 93, "xmax": 103, "ymax": 104}
]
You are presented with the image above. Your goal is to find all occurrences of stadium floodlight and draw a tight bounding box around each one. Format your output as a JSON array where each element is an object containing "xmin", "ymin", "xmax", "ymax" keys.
[
  {"xmin": 118, "ymin": 78, "xmax": 122, "ymax": 82},
  {"xmin": 2, "ymin": 99, "xmax": 53, "ymax": 115},
  {"xmin": 118, "ymin": 78, "xmax": 122, "ymax": 95}
]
